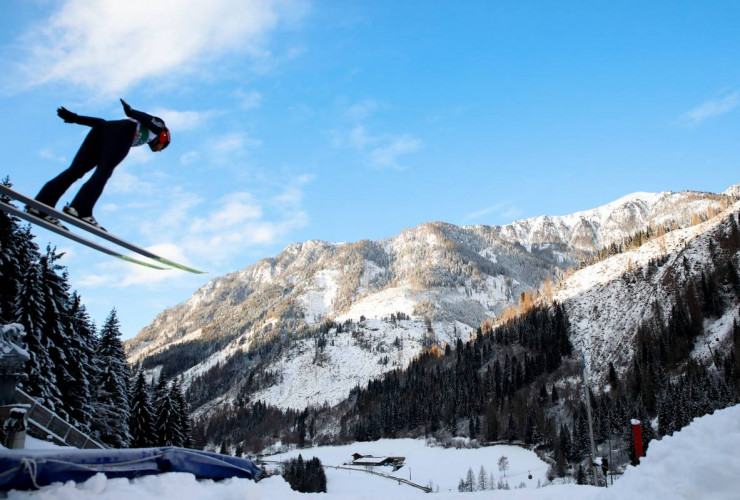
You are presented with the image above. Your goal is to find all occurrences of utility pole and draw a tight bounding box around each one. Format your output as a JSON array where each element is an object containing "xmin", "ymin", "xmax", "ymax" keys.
[{"xmin": 582, "ymin": 354, "xmax": 600, "ymax": 486}]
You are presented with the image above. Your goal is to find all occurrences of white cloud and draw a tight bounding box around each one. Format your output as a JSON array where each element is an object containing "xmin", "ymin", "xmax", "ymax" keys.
[
  {"xmin": 369, "ymin": 136, "xmax": 423, "ymax": 170},
  {"xmin": 149, "ymin": 108, "xmax": 219, "ymax": 132},
  {"xmin": 121, "ymin": 145, "xmax": 155, "ymax": 166},
  {"xmin": 119, "ymin": 244, "xmax": 195, "ymax": 287},
  {"xmin": 13, "ymin": 0, "xmax": 309, "ymax": 96},
  {"xmin": 234, "ymin": 89, "xmax": 263, "ymax": 110},
  {"xmin": 344, "ymin": 98, "xmax": 387, "ymax": 121},
  {"xmin": 210, "ymin": 132, "xmax": 262, "ymax": 155},
  {"xmin": 678, "ymin": 91, "xmax": 740, "ymax": 126},
  {"xmin": 107, "ymin": 169, "xmax": 156, "ymax": 195},
  {"xmin": 332, "ymin": 125, "xmax": 423, "ymax": 170},
  {"xmin": 38, "ymin": 149, "xmax": 67, "ymax": 163},
  {"xmin": 180, "ymin": 151, "xmax": 200, "ymax": 165},
  {"xmin": 463, "ymin": 203, "xmax": 523, "ymax": 223},
  {"xmin": 99, "ymin": 173, "xmax": 312, "ymax": 286},
  {"xmin": 189, "ymin": 192, "xmax": 263, "ymax": 234}
]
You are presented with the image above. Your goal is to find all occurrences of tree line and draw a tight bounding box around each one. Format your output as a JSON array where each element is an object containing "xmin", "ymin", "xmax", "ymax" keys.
[{"xmin": 0, "ymin": 181, "xmax": 191, "ymax": 448}]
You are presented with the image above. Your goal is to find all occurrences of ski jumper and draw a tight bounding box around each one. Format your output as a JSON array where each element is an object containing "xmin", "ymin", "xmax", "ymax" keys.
[{"xmin": 35, "ymin": 101, "xmax": 168, "ymax": 218}]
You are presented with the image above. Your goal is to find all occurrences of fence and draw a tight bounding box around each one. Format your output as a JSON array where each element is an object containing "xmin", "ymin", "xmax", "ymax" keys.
[{"xmin": 15, "ymin": 388, "xmax": 107, "ymax": 449}]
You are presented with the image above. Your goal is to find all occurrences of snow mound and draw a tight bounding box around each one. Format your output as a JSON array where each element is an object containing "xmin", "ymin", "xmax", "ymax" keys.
[{"xmin": 603, "ymin": 404, "xmax": 740, "ymax": 500}]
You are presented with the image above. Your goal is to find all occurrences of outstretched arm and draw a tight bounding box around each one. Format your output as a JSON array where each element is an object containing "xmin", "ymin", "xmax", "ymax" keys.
[
  {"xmin": 120, "ymin": 99, "xmax": 166, "ymax": 134},
  {"xmin": 57, "ymin": 107, "xmax": 105, "ymax": 127}
]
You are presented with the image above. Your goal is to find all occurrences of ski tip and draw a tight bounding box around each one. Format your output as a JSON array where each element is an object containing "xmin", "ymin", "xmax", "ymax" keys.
[{"xmin": 155, "ymin": 257, "xmax": 207, "ymax": 274}]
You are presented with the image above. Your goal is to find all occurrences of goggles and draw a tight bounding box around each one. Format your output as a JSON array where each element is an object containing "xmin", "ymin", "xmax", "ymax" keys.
[{"xmin": 150, "ymin": 128, "xmax": 171, "ymax": 151}]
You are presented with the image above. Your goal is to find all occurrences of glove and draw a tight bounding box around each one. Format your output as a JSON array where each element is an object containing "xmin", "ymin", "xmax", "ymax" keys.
[
  {"xmin": 120, "ymin": 98, "xmax": 133, "ymax": 116},
  {"xmin": 57, "ymin": 107, "xmax": 78, "ymax": 123}
]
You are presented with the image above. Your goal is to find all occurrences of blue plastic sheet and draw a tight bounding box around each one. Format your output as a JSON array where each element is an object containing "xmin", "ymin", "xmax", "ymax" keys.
[{"xmin": 0, "ymin": 447, "xmax": 261, "ymax": 491}]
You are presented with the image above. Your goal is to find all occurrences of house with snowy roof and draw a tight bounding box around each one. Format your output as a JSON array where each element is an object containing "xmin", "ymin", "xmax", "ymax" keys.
[{"xmin": 350, "ymin": 453, "xmax": 405, "ymax": 470}]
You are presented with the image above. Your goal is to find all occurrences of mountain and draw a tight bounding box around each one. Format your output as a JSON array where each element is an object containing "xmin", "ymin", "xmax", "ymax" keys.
[{"xmin": 126, "ymin": 186, "xmax": 739, "ymax": 414}]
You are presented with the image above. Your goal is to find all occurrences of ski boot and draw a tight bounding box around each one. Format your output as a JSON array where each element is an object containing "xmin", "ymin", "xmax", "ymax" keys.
[
  {"xmin": 25, "ymin": 205, "xmax": 68, "ymax": 230},
  {"xmin": 63, "ymin": 205, "xmax": 107, "ymax": 232}
]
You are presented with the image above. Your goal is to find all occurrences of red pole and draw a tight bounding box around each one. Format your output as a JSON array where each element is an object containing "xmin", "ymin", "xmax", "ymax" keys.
[{"xmin": 631, "ymin": 419, "xmax": 644, "ymax": 459}]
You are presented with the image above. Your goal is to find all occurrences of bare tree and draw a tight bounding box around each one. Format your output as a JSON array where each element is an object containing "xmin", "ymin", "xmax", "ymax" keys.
[{"xmin": 498, "ymin": 455, "xmax": 509, "ymax": 477}]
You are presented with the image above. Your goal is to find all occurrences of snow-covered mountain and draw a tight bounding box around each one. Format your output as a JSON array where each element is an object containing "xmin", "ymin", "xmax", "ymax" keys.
[{"xmin": 125, "ymin": 186, "xmax": 739, "ymax": 413}]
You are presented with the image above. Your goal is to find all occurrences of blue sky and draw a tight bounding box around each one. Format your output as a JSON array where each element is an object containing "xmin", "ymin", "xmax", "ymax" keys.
[{"xmin": 1, "ymin": 0, "xmax": 739, "ymax": 338}]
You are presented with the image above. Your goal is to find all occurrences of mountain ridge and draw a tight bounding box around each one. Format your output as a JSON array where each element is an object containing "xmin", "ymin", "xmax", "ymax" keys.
[{"xmin": 126, "ymin": 185, "xmax": 739, "ymax": 413}]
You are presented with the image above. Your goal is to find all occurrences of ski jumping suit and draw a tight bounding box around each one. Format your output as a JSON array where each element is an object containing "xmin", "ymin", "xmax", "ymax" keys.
[{"xmin": 35, "ymin": 101, "xmax": 167, "ymax": 218}]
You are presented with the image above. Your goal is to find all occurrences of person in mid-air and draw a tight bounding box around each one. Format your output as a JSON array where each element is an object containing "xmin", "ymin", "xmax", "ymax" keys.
[{"xmin": 27, "ymin": 99, "xmax": 170, "ymax": 231}]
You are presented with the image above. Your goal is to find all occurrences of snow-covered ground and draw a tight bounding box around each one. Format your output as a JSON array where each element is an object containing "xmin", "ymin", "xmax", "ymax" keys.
[
  {"xmin": 267, "ymin": 439, "xmax": 549, "ymax": 494},
  {"xmin": 8, "ymin": 404, "xmax": 740, "ymax": 499}
]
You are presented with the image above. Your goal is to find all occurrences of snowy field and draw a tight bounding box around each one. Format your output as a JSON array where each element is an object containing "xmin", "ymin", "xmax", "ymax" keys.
[
  {"xmin": 267, "ymin": 439, "xmax": 549, "ymax": 494},
  {"xmin": 7, "ymin": 404, "xmax": 740, "ymax": 499}
]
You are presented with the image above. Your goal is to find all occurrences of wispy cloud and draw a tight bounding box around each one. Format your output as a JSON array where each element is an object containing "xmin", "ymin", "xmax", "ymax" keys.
[
  {"xmin": 369, "ymin": 136, "xmax": 424, "ymax": 169},
  {"xmin": 107, "ymin": 170, "xmax": 156, "ymax": 196},
  {"xmin": 463, "ymin": 203, "xmax": 524, "ymax": 223},
  {"xmin": 206, "ymin": 132, "xmax": 262, "ymax": 167},
  {"xmin": 78, "ymin": 173, "xmax": 313, "ymax": 287},
  {"xmin": 332, "ymin": 98, "xmax": 423, "ymax": 169},
  {"xmin": 38, "ymin": 149, "xmax": 67, "ymax": 163},
  {"xmin": 678, "ymin": 91, "xmax": 740, "ymax": 126},
  {"xmin": 234, "ymin": 89, "xmax": 263, "ymax": 110},
  {"xmin": 343, "ymin": 98, "xmax": 388, "ymax": 121},
  {"xmin": 150, "ymin": 108, "xmax": 220, "ymax": 132},
  {"xmin": 332, "ymin": 125, "xmax": 424, "ymax": 170},
  {"xmin": 9, "ymin": 0, "xmax": 309, "ymax": 96}
]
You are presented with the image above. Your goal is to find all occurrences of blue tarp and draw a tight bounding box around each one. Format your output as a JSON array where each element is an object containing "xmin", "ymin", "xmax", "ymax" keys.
[{"xmin": 0, "ymin": 447, "xmax": 262, "ymax": 491}]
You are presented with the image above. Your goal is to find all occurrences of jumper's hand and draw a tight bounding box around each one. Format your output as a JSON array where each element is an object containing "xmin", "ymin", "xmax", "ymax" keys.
[
  {"xmin": 57, "ymin": 107, "xmax": 77, "ymax": 123},
  {"xmin": 120, "ymin": 98, "xmax": 133, "ymax": 116}
]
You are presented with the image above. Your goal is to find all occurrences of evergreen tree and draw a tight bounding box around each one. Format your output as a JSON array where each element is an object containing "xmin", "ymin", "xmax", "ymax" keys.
[
  {"xmin": 154, "ymin": 377, "xmax": 182, "ymax": 446},
  {"xmin": 478, "ymin": 465, "xmax": 488, "ymax": 491},
  {"xmin": 169, "ymin": 377, "xmax": 192, "ymax": 447},
  {"xmin": 16, "ymin": 256, "xmax": 61, "ymax": 410},
  {"xmin": 0, "ymin": 188, "xmax": 29, "ymax": 323},
  {"xmin": 129, "ymin": 370, "xmax": 157, "ymax": 447},
  {"xmin": 465, "ymin": 467, "xmax": 475, "ymax": 492},
  {"xmin": 576, "ymin": 465, "xmax": 585, "ymax": 485},
  {"xmin": 283, "ymin": 455, "xmax": 327, "ymax": 493},
  {"xmin": 92, "ymin": 309, "xmax": 131, "ymax": 447},
  {"xmin": 65, "ymin": 292, "xmax": 96, "ymax": 431},
  {"xmin": 39, "ymin": 247, "xmax": 75, "ymax": 422}
]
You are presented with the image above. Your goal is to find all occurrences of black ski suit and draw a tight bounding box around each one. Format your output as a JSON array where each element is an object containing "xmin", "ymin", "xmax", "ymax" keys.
[{"xmin": 36, "ymin": 101, "xmax": 167, "ymax": 217}]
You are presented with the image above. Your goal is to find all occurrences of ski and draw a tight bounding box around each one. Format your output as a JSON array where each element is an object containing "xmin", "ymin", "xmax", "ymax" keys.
[
  {"xmin": 0, "ymin": 185, "xmax": 206, "ymax": 274},
  {"xmin": 0, "ymin": 201, "xmax": 170, "ymax": 271}
]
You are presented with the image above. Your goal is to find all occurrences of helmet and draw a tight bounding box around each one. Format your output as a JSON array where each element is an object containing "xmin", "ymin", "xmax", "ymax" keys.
[{"xmin": 149, "ymin": 127, "xmax": 171, "ymax": 152}]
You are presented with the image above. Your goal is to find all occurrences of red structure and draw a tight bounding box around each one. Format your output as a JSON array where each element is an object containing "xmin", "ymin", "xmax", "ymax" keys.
[{"xmin": 631, "ymin": 419, "xmax": 644, "ymax": 459}]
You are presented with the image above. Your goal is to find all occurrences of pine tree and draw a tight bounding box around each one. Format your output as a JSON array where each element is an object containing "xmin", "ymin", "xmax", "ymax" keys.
[
  {"xmin": 465, "ymin": 467, "xmax": 475, "ymax": 492},
  {"xmin": 39, "ymin": 247, "xmax": 75, "ymax": 422},
  {"xmin": 64, "ymin": 292, "xmax": 96, "ymax": 431},
  {"xmin": 154, "ymin": 376, "xmax": 182, "ymax": 446},
  {"xmin": 0, "ymin": 188, "xmax": 29, "ymax": 323},
  {"xmin": 576, "ymin": 465, "xmax": 585, "ymax": 485},
  {"xmin": 478, "ymin": 465, "xmax": 488, "ymax": 491},
  {"xmin": 169, "ymin": 377, "xmax": 191, "ymax": 447},
  {"xmin": 92, "ymin": 309, "xmax": 131, "ymax": 447},
  {"xmin": 129, "ymin": 370, "xmax": 157, "ymax": 447},
  {"xmin": 16, "ymin": 256, "xmax": 61, "ymax": 410}
]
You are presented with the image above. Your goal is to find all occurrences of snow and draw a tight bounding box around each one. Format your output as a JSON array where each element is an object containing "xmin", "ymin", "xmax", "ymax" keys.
[
  {"xmin": 9, "ymin": 404, "xmax": 740, "ymax": 499},
  {"xmin": 554, "ymin": 201, "xmax": 740, "ymax": 379},
  {"xmin": 298, "ymin": 268, "xmax": 342, "ymax": 325},
  {"xmin": 605, "ymin": 404, "xmax": 740, "ymax": 499},
  {"xmin": 251, "ymin": 318, "xmax": 432, "ymax": 409},
  {"xmin": 267, "ymin": 439, "xmax": 549, "ymax": 494},
  {"xmin": 335, "ymin": 287, "xmax": 420, "ymax": 322},
  {"xmin": 10, "ymin": 407, "xmax": 730, "ymax": 500},
  {"xmin": 23, "ymin": 436, "xmax": 65, "ymax": 450}
]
